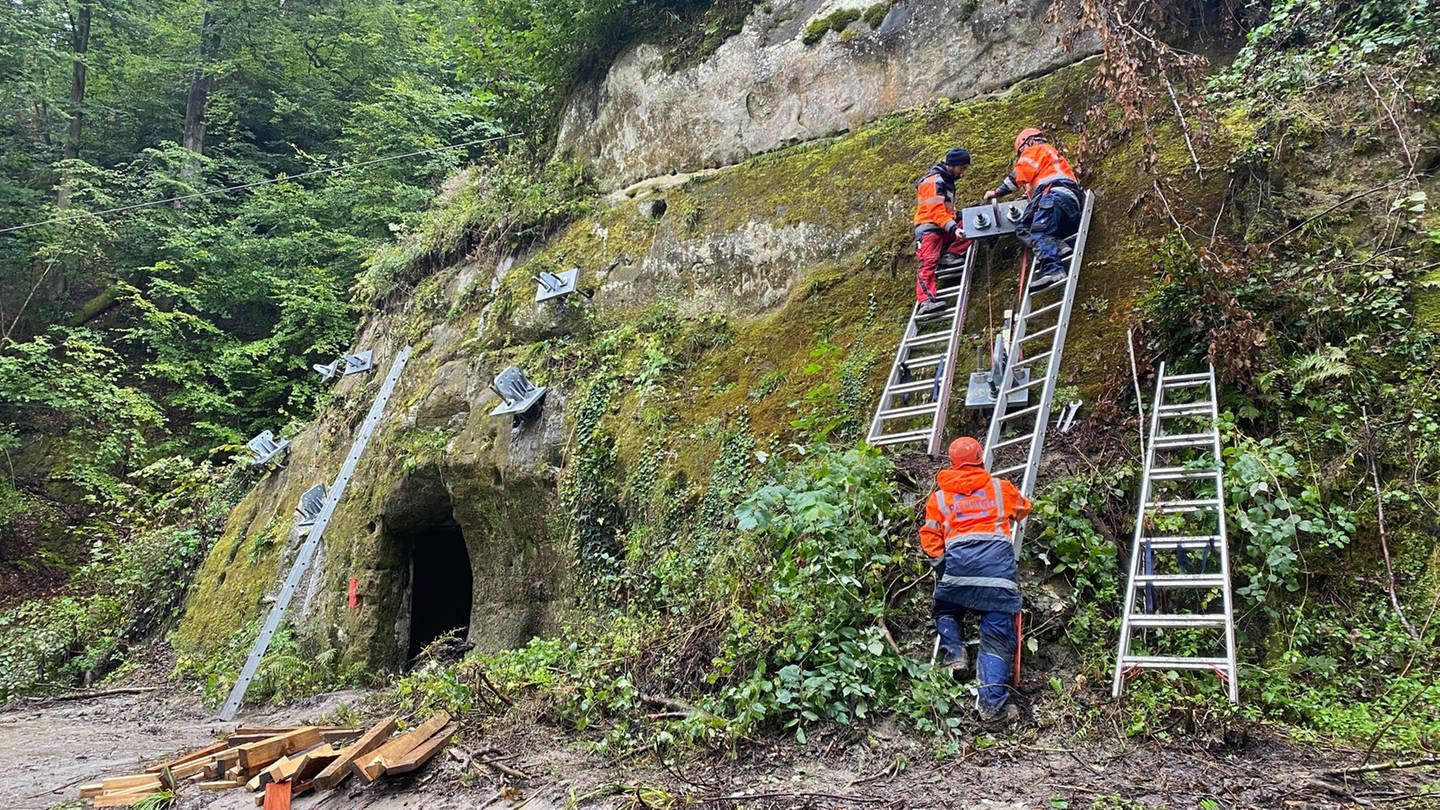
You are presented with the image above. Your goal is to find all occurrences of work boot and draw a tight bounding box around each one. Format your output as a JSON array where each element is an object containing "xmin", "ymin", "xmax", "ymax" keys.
[
  {"xmin": 977, "ymin": 702, "xmax": 1020, "ymax": 728},
  {"xmin": 942, "ymin": 645, "xmax": 969, "ymax": 674},
  {"xmin": 917, "ymin": 298, "xmax": 947, "ymax": 316},
  {"xmin": 1029, "ymin": 268, "xmax": 1066, "ymax": 291}
]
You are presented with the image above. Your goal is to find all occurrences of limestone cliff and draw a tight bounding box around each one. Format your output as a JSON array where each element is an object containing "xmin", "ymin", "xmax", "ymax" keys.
[{"xmin": 555, "ymin": 0, "xmax": 1101, "ymax": 189}]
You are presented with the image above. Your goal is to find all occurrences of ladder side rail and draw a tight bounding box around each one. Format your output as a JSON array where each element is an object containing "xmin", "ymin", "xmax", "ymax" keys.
[
  {"xmin": 219, "ymin": 345, "xmax": 413, "ymax": 721},
  {"xmin": 1005, "ymin": 191, "xmax": 1096, "ymax": 554},
  {"xmin": 1112, "ymin": 360, "xmax": 1169, "ymax": 697},
  {"xmin": 981, "ymin": 259, "xmax": 1037, "ymax": 469},
  {"xmin": 1206, "ymin": 365, "xmax": 1240, "ymax": 703},
  {"xmin": 925, "ymin": 248, "xmax": 977, "ymax": 455},
  {"xmin": 866, "ymin": 319, "xmax": 921, "ymax": 443}
]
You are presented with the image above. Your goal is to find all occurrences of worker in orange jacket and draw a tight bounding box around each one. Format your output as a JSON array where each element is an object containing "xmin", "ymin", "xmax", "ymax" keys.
[
  {"xmin": 920, "ymin": 436, "xmax": 1032, "ymax": 724},
  {"xmin": 984, "ymin": 128, "xmax": 1083, "ymax": 291},
  {"xmin": 913, "ymin": 147, "xmax": 975, "ymax": 316}
]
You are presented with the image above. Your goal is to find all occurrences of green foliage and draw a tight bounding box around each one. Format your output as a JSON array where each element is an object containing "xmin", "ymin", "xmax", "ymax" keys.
[
  {"xmin": 0, "ymin": 327, "xmax": 165, "ymax": 501},
  {"xmin": 862, "ymin": 3, "xmax": 891, "ymax": 30},
  {"xmin": 1027, "ymin": 466, "xmax": 1133, "ymax": 663},
  {"xmin": 176, "ymin": 621, "xmax": 364, "ymax": 709},
  {"xmin": 482, "ymin": 443, "xmax": 962, "ymax": 746},
  {"xmin": 1219, "ymin": 0, "xmax": 1440, "ymax": 95},
  {"xmin": 0, "ymin": 457, "xmax": 235, "ymax": 700},
  {"xmin": 801, "ymin": 8, "xmax": 863, "ymax": 45},
  {"xmin": 1222, "ymin": 422, "xmax": 1356, "ymax": 612},
  {"xmin": 360, "ymin": 156, "xmax": 592, "ymax": 301}
]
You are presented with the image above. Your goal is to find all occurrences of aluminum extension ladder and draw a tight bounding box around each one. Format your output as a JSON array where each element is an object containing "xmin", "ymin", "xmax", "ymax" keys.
[
  {"xmin": 1111, "ymin": 362, "xmax": 1238, "ymax": 703},
  {"xmin": 981, "ymin": 191, "xmax": 1095, "ymax": 556},
  {"xmin": 219, "ymin": 345, "xmax": 413, "ymax": 720},
  {"xmin": 866, "ymin": 248, "xmax": 977, "ymax": 454}
]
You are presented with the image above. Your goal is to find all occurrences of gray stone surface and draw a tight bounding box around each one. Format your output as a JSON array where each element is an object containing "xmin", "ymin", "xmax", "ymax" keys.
[{"xmin": 555, "ymin": 0, "xmax": 1099, "ymax": 189}]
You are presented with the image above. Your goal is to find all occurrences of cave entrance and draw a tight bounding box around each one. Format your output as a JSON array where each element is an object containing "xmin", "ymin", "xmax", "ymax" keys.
[{"xmin": 406, "ymin": 519, "xmax": 473, "ymax": 662}]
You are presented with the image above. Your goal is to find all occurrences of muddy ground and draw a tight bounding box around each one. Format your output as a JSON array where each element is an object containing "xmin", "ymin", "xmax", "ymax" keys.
[{"xmin": 3, "ymin": 679, "xmax": 1437, "ymax": 810}]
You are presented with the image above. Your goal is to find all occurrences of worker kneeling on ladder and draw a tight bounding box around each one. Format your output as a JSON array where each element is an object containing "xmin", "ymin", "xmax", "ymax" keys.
[
  {"xmin": 984, "ymin": 127, "xmax": 1083, "ymax": 291},
  {"xmin": 920, "ymin": 436, "xmax": 1032, "ymax": 725}
]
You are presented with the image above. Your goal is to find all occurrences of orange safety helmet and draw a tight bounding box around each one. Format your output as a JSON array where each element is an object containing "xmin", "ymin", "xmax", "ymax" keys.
[
  {"xmin": 1014, "ymin": 127, "xmax": 1045, "ymax": 153},
  {"xmin": 947, "ymin": 436, "xmax": 984, "ymax": 468}
]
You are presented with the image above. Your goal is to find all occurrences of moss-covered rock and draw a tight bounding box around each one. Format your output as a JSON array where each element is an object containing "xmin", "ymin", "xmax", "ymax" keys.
[{"xmin": 178, "ymin": 59, "xmax": 1239, "ymax": 686}]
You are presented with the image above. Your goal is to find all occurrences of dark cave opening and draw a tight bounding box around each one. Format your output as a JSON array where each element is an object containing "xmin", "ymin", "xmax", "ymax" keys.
[{"xmin": 406, "ymin": 520, "xmax": 473, "ymax": 662}]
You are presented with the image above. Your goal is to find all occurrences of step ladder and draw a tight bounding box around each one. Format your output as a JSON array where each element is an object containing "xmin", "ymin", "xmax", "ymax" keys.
[
  {"xmin": 866, "ymin": 249, "xmax": 977, "ymax": 454},
  {"xmin": 219, "ymin": 345, "xmax": 413, "ymax": 721},
  {"xmin": 981, "ymin": 190, "xmax": 1095, "ymax": 556},
  {"xmin": 1111, "ymin": 362, "xmax": 1238, "ymax": 703}
]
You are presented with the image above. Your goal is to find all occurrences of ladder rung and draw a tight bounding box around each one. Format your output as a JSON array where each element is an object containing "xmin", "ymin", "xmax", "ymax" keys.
[
  {"xmin": 1000, "ymin": 403, "xmax": 1042, "ymax": 423},
  {"xmin": 876, "ymin": 402, "xmax": 940, "ymax": 421},
  {"xmin": 1156, "ymin": 403, "xmax": 1211, "ymax": 417},
  {"xmin": 1128, "ymin": 614, "xmax": 1228, "ymax": 628},
  {"xmin": 1152, "ymin": 433, "xmax": 1213, "ymax": 449},
  {"xmin": 904, "ymin": 353, "xmax": 946, "ymax": 370},
  {"xmin": 1018, "ymin": 324, "xmax": 1059, "ymax": 345},
  {"xmin": 1146, "ymin": 498, "xmax": 1220, "ymax": 512},
  {"xmin": 1120, "ymin": 656, "xmax": 1231, "ymax": 670},
  {"xmin": 870, "ymin": 428, "xmax": 933, "ymax": 446},
  {"xmin": 993, "ymin": 463, "xmax": 1027, "ymax": 478},
  {"xmin": 1141, "ymin": 535, "xmax": 1222, "ymax": 550},
  {"xmin": 1132, "ymin": 574, "xmax": 1227, "ymax": 588},
  {"xmin": 1015, "ymin": 350, "xmax": 1053, "ymax": 368},
  {"xmin": 990, "ymin": 434, "xmax": 1031, "ymax": 453},
  {"xmin": 1163, "ymin": 372, "xmax": 1212, "ymax": 384},
  {"xmin": 1148, "ymin": 467, "xmax": 1220, "ymax": 481},
  {"xmin": 1026, "ymin": 299, "xmax": 1064, "ymax": 320},
  {"xmin": 999, "ymin": 374, "xmax": 1048, "ymax": 396},
  {"xmin": 885, "ymin": 379, "xmax": 940, "ymax": 396},
  {"xmin": 904, "ymin": 332, "xmax": 953, "ymax": 349}
]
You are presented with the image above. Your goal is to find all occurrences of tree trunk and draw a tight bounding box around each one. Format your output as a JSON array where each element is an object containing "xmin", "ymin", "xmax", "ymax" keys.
[
  {"xmin": 57, "ymin": 0, "xmax": 93, "ymax": 209},
  {"xmin": 180, "ymin": 9, "xmax": 219, "ymax": 180}
]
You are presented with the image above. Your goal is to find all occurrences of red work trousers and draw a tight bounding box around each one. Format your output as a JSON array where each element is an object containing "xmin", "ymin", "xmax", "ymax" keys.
[{"xmin": 915, "ymin": 229, "xmax": 972, "ymax": 303}]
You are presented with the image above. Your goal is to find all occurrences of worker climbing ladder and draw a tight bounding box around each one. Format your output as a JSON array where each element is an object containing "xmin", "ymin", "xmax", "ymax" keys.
[
  {"xmin": 866, "ymin": 249, "xmax": 978, "ymax": 454},
  {"xmin": 219, "ymin": 345, "xmax": 413, "ymax": 721},
  {"xmin": 1111, "ymin": 362, "xmax": 1239, "ymax": 703},
  {"xmin": 981, "ymin": 191, "xmax": 1095, "ymax": 554}
]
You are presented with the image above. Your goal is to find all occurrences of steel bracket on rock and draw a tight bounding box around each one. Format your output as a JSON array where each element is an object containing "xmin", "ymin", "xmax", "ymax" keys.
[
  {"xmin": 489, "ymin": 366, "xmax": 548, "ymax": 417},
  {"xmin": 314, "ymin": 350, "xmax": 376, "ymax": 382},
  {"xmin": 247, "ymin": 430, "xmax": 290, "ymax": 467},
  {"xmin": 534, "ymin": 268, "xmax": 579, "ymax": 302},
  {"xmin": 294, "ymin": 484, "xmax": 327, "ymax": 527},
  {"xmin": 961, "ymin": 199, "xmax": 1027, "ymax": 238}
]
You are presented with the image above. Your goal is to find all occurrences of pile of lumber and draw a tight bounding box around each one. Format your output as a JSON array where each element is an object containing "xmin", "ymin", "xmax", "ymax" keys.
[{"xmin": 79, "ymin": 713, "xmax": 457, "ymax": 808}]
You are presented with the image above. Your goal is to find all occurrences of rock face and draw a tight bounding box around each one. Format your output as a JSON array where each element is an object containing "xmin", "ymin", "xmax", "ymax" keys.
[{"xmin": 556, "ymin": 0, "xmax": 1100, "ymax": 189}]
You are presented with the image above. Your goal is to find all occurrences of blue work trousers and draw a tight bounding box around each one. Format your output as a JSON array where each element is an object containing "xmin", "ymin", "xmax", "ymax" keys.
[
  {"xmin": 933, "ymin": 596, "xmax": 1017, "ymax": 712},
  {"xmin": 1017, "ymin": 186, "xmax": 1081, "ymax": 277}
]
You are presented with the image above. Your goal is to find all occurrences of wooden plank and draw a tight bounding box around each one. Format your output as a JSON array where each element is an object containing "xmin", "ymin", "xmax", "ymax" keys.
[
  {"xmin": 237, "ymin": 726, "xmax": 322, "ymax": 773},
  {"xmin": 93, "ymin": 785, "xmax": 163, "ymax": 807},
  {"xmin": 311, "ymin": 715, "xmax": 398, "ymax": 791},
  {"xmin": 235, "ymin": 725, "xmax": 357, "ymax": 735},
  {"xmin": 263, "ymin": 780, "xmax": 293, "ymax": 810},
  {"xmin": 199, "ymin": 779, "xmax": 244, "ymax": 790},
  {"xmin": 80, "ymin": 774, "xmax": 159, "ymax": 798},
  {"xmin": 171, "ymin": 747, "xmax": 239, "ymax": 781},
  {"xmin": 379, "ymin": 721, "xmax": 457, "ymax": 776},
  {"xmin": 146, "ymin": 740, "xmax": 230, "ymax": 773},
  {"xmin": 288, "ymin": 743, "xmax": 337, "ymax": 783},
  {"xmin": 353, "ymin": 712, "xmax": 451, "ymax": 783}
]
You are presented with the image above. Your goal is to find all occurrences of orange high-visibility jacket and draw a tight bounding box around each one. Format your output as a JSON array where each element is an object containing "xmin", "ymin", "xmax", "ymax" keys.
[
  {"xmin": 919, "ymin": 466, "xmax": 1032, "ymax": 558},
  {"xmin": 914, "ymin": 164, "xmax": 959, "ymax": 235},
  {"xmin": 995, "ymin": 142, "xmax": 1077, "ymax": 199}
]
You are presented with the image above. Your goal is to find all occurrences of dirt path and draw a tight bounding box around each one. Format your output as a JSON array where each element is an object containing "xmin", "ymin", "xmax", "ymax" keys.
[{"xmin": 2, "ymin": 687, "xmax": 1436, "ymax": 809}]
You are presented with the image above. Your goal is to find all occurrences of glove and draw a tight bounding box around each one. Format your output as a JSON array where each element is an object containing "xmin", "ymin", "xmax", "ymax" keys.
[{"xmin": 983, "ymin": 189, "xmax": 999, "ymax": 201}]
